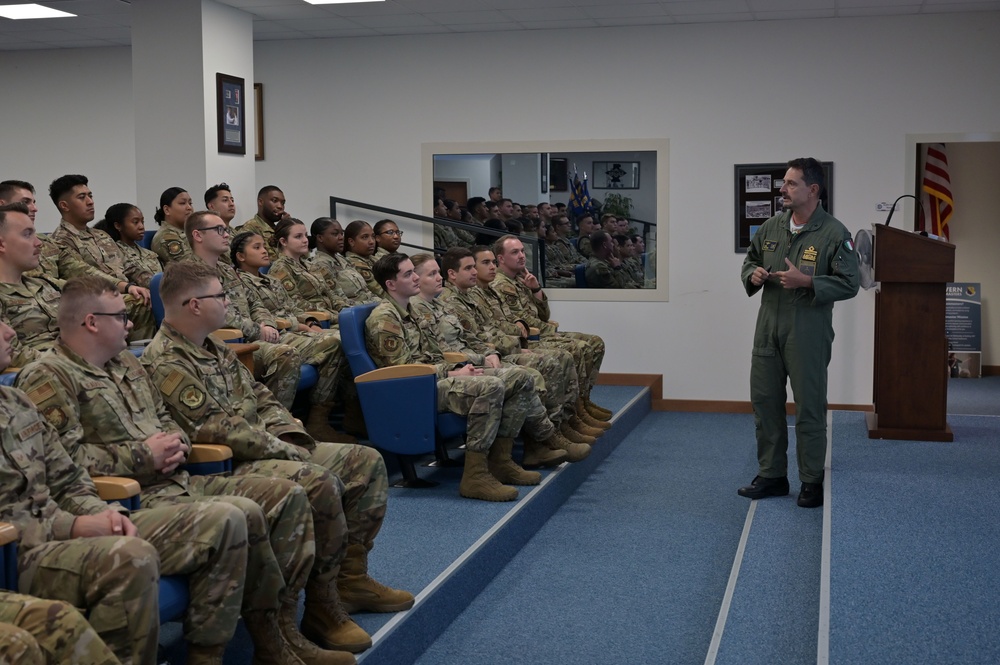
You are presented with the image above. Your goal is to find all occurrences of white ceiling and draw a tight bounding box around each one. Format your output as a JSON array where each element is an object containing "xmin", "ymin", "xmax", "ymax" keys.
[{"xmin": 2, "ymin": 0, "xmax": 999, "ymax": 50}]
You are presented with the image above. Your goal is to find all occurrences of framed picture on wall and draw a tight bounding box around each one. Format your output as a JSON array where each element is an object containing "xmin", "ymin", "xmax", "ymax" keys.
[
  {"xmin": 733, "ymin": 161, "xmax": 833, "ymax": 252},
  {"xmin": 216, "ymin": 73, "xmax": 245, "ymax": 155},
  {"xmin": 593, "ymin": 161, "xmax": 640, "ymax": 189}
]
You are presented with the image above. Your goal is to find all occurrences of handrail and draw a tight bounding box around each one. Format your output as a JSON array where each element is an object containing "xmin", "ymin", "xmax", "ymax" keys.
[{"xmin": 329, "ymin": 196, "xmax": 542, "ymax": 279}]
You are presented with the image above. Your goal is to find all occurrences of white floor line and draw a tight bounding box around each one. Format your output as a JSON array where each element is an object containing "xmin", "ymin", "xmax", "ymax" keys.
[
  {"xmin": 816, "ymin": 410, "xmax": 834, "ymax": 665},
  {"xmin": 704, "ymin": 501, "xmax": 757, "ymax": 665}
]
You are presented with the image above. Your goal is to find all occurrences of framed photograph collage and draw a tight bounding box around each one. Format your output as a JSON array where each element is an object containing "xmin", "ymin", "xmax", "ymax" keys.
[{"xmin": 733, "ymin": 161, "xmax": 833, "ymax": 252}]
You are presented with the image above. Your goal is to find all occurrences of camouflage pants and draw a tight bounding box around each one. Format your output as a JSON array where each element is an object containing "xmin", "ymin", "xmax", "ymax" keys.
[
  {"xmin": 533, "ymin": 330, "xmax": 605, "ymax": 394},
  {"xmin": 143, "ymin": 473, "xmax": 315, "ymax": 609},
  {"xmin": 125, "ymin": 296, "xmax": 157, "ymax": 343},
  {"xmin": 437, "ymin": 375, "xmax": 505, "ymax": 453},
  {"xmin": 505, "ymin": 347, "xmax": 579, "ymax": 424},
  {"xmin": 0, "ymin": 592, "xmax": 120, "ymax": 665},
  {"xmin": 17, "ymin": 536, "xmax": 159, "ymax": 665},
  {"xmin": 482, "ymin": 366, "xmax": 554, "ymax": 440},
  {"xmin": 280, "ymin": 329, "xmax": 345, "ymax": 405},
  {"xmin": 233, "ymin": 442, "xmax": 386, "ymax": 596},
  {"xmin": 254, "ymin": 341, "xmax": 301, "ymax": 409}
]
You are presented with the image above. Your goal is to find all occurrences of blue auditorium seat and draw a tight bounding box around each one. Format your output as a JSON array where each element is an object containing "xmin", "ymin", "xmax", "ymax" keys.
[
  {"xmin": 339, "ymin": 303, "xmax": 467, "ymax": 487},
  {"xmin": 140, "ymin": 229, "xmax": 156, "ymax": 249},
  {"xmin": 574, "ymin": 263, "xmax": 588, "ymax": 288}
]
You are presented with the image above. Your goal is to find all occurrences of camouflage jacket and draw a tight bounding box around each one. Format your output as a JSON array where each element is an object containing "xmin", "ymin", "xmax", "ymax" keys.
[
  {"xmin": 49, "ymin": 220, "xmax": 128, "ymax": 285},
  {"xmin": 411, "ymin": 295, "xmax": 499, "ymax": 366},
  {"xmin": 268, "ymin": 255, "xmax": 340, "ymax": 323},
  {"xmin": 0, "ymin": 386, "xmax": 119, "ymax": 551},
  {"xmin": 16, "ymin": 343, "xmax": 189, "ymax": 493},
  {"xmin": 309, "ymin": 251, "xmax": 376, "ymax": 307},
  {"xmin": 118, "ymin": 241, "xmax": 163, "ymax": 289},
  {"xmin": 24, "ymin": 235, "xmax": 107, "ymax": 287},
  {"xmin": 346, "ymin": 252, "xmax": 385, "ymax": 299},
  {"xmin": 438, "ymin": 284, "xmax": 521, "ymax": 356},
  {"xmin": 151, "ymin": 225, "xmax": 192, "ymax": 265},
  {"xmin": 364, "ymin": 298, "xmax": 451, "ymax": 378},
  {"xmin": 491, "ymin": 271, "xmax": 555, "ymax": 334},
  {"xmin": 585, "ymin": 256, "xmax": 633, "ymax": 289},
  {"xmin": 235, "ymin": 268, "xmax": 305, "ymax": 323},
  {"xmin": 141, "ymin": 322, "xmax": 314, "ymax": 461},
  {"xmin": 464, "ymin": 285, "xmax": 525, "ymax": 338},
  {"xmin": 0, "ymin": 275, "xmax": 61, "ymax": 366}
]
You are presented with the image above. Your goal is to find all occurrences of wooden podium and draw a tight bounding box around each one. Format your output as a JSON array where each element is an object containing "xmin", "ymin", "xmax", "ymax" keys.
[{"xmin": 867, "ymin": 225, "xmax": 955, "ymax": 441}]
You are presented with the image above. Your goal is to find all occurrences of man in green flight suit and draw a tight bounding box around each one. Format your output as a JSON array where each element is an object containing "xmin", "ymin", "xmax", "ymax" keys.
[{"xmin": 738, "ymin": 157, "xmax": 859, "ymax": 508}]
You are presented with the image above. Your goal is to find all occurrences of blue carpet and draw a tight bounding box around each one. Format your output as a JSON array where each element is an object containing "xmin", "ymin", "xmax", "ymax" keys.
[
  {"xmin": 948, "ymin": 375, "xmax": 1000, "ymax": 416},
  {"xmin": 412, "ymin": 412, "xmax": 758, "ymax": 665},
  {"xmin": 830, "ymin": 411, "xmax": 1000, "ymax": 664}
]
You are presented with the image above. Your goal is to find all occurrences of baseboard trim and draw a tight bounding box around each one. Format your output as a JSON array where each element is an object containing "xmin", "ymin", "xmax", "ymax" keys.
[
  {"xmin": 983, "ymin": 365, "xmax": 999, "ymax": 377},
  {"xmin": 596, "ymin": 373, "xmax": 662, "ymax": 401}
]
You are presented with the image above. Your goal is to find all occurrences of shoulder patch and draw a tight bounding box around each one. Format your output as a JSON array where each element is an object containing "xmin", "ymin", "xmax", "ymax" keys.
[
  {"xmin": 166, "ymin": 240, "xmax": 184, "ymax": 257},
  {"xmin": 42, "ymin": 404, "xmax": 69, "ymax": 430},
  {"xmin": 160, "ymin": 370, "xmax": 184, "ymax": 396},
  {"xmin": 179, "ymin": 385, "xmax": 206, "ymax": 410},
  {"xmin": 281, "ymin": 278, "xmax": 295, "ymax": 292},
  {"xmin": 25, "ymin": 381, "xmax": 57, "ymax": 405}
]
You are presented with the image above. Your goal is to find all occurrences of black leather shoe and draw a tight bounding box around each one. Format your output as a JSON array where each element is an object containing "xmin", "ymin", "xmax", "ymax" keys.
[
  {"xmin": 797, "ymin": 482, "xmax": 823, "ymax": 508},
  {"xmin": 737, "ymin": 475, "xmax": 789, "ymax": 499}
]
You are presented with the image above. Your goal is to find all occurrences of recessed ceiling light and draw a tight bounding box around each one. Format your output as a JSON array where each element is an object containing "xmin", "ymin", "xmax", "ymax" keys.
[
  {"xmin": 303, "ymin": 0, "xmax": 385, "ymax": 5},
  {"xmin": 0, "ymin": 3, "xmax": 76, "ymax": 19}
]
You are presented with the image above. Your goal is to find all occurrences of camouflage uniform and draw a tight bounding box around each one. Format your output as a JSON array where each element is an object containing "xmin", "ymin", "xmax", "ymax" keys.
[
  {"xmin": 237, "ymin": 215, "xmax": 277, "ymax": 261},
  {"xmin": 345, "ymin": 252, "xmax": 385, "ymax": 299},
  {"xmin": 49, "ymin": 220, "xmax": 156, "ymax": 339},
  {"xmin": 439, "ymin": 283, "xmax": 579, "ymax": 425},
  {"xmin": 0, "ymin": 592, "xmax": 121, "ymax": 664},
  {"xmin": 185, "ymin": 257, "xmax": 300, "ymax": 408},
  {"xmin": 410, "ymin": 296, "xmax": 556, "ymax": 438},
  {"xmin": 577, "ymin": 235, "xmax": 594, "ymax": 259},
  {"xmin": 150, "ymin": 225, "xmax": 192, "ymax": 265},
  {"xmin": 16, "ymin": 344, "xmax": 315, "ymax": 612},
  {"xmin": 365, "ymin": 298, "xmax": 552, "ymax": 451},
  {"xmin": 117, "ymin": 241, "xmax": 163, "ymax": 289},
  {"xmin": 236, "ymin": 267, "xmax": 346, "ymax": 405},
  {"xmin": 623, "ymin": 256, "xmax": 645, "ymax": 287},
  {"xmin": 142, "ymin": 323, "xmax": 390, "ymax": 600},
  {"xmin": 268, "ymin": 255, "xmax": 342, "ymax": 323},
  {"xmin": 0, "ymin": 385, "xmax": 248, "ymax": 664},
  {"xmin": 372, "ymin": 247, "xmax": 390, "ymax": 262},
  {"xmin": 585, "ymin": 256, "xmax": 634, "ymax": 289},
  {"xmin": 309, "ymin": 252, "xmax": 377, "ymax": 308},
  {"xmin": 24, "ymin": 235, "xmax": 108, "ymax": 287},
  {"xmin": 492, "ymin": 271, "xmax": 605, "ymax": 394},
  {"xmin": 0, "ymin": 275, "xmax": 61, "ymax": 366}
]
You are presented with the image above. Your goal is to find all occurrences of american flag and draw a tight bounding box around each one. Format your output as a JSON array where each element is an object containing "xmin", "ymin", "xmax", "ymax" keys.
[{"xmin": 919, "ymin": 143, "xmax": 953, "ymax": 240}]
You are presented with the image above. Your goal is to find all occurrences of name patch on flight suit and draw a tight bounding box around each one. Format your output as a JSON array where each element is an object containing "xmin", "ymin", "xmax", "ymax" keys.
[
  {"xmin": 799, "ymin": 246, "xmax": 818, "ymax": 276},
  {"xmin": 763, "ymin": 240, "xmax": 778, "ymax": 252}
]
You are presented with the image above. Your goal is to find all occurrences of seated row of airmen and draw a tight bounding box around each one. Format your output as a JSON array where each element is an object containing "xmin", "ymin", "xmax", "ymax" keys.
[{"xmin": 0, "ymin": 176, "xmax": 612, "ymax": 664}]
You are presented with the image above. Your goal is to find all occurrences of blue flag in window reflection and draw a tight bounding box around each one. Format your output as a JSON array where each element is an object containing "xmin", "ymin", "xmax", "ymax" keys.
[{"xmin": 568, "ymin": 169, "xmax": 595, "ymax": 219}]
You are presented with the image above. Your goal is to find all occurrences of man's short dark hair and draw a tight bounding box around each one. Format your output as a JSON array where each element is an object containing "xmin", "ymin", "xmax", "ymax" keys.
[
  {"xmin": 372, "ymin": 252, "xmax": 410, "ymax": 291},
  {"xmin": 204, "ymin": 183, "xmax": 231, "ymax": 206},
  {"xmin": 467, "ymin": 196, "xmax": 486, "ymax": 212},
  {"xmin": 49, "ymin": 174, "xmax": 88, "ymax": 205},
  {"xmin": 788, "ymin": 158, "xmax": 825, "ymax": 193},
  {"xmin": 257, "ymin": 185, "xmax": 282, "ymax": 199},
  {"xmin": 0, "ymin": 180, "xmax": 34, "ymax": 201},
  {"xmin": 590, "ymin": 231, "xmax": 610, "ymax": 253},
  {"xmin": 441, "ymin": 246, "xmax": 473, "ymax": 277}
]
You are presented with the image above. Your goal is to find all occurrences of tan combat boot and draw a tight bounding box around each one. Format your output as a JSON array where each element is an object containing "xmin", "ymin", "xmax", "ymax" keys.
[
  {"xmin": 244, "ymin": 609, "xmax": 307, "ymax": 665},
  {"xmin": 186, "ymin": 644, "xmax": 227, "ymax": 665},
  {"xmin": 487, "ymin": 437, "xmax": 541, "ymax": 485},
  {"xmin": 576, "ymin": 403, "xmax": 612, "ymax": 431},
  {"xmin": 584, "ymin": 397, "xmax": 613, "ymax": 421},
  {"xmin": 522, "ymin": 433, "xmax": 568, "ymax": 468},
  {"xmin": 560, "ymin": 421, "xmax": 596, "ymax": 445},
  {"xmin": 337, "ymin": 543, "xmax": 415, "ymax": 614},
  {"xmin": 279, "ymin": 598, "xmax": 357, "ymax": 664},
  {"xmin": 570, "ymin": 413, "xmax": 606, "ymax": 438},
  {"xmin": 301, "ymin": 585, "xmax": 372, "ymax": 654},
  {"xmin": 548, "ymin": 430, "xmax": 591, "ymax": 462},
  {"xmin": 306, "ymin": 403, "xmax": 357, "ymax": 443},
  {"xmin": 459, "ymin": 450, "xmax": 518, "ymax": 501}
]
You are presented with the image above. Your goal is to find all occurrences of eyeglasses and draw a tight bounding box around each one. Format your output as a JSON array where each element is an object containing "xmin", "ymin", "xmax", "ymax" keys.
[
  {"xmin": 82, "ymin": 311, "xmax": 129, "ymax": 326},
  {"xmin": 196, "ymin": 225, "xmax": 230, "ymax": 236},
  {"xmin": 182, "ymin": 291, "xmax": 229, "ymax": 306},
  {"xmin": 379, "ymin": 230, "xmax": 403, "ymax": 237}
]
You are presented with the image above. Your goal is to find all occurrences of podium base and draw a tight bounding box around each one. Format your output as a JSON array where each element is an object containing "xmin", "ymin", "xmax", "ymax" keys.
[{"xmin": 866, "ymin": 412, "xmax": 953, "ymax": 442}]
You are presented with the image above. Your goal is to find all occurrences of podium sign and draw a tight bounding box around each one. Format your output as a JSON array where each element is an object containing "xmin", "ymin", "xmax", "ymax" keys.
[{"xmin": 867, "ymin": 225, "xmax": 955, "ymax": 441}]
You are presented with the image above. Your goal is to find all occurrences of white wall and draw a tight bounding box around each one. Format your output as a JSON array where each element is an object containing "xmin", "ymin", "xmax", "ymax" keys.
[{"xmin": 2, "ymin": 12, "xmax": 998, "ymax": 406}]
